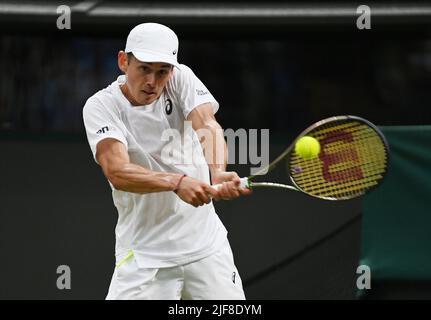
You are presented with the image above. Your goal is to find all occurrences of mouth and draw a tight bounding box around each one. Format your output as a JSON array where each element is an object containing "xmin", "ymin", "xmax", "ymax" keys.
[{"xmin": 142, "ymin": 90, "xmax": 156, "ymax": 96}]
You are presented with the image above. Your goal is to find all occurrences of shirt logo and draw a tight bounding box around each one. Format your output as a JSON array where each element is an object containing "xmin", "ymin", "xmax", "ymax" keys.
[
  {"xmin": 196, "ymin": 89, "xmax": 209, "ymax": 96},
  {"xmin": 165, "ymin": 98, "xmax": 173, "ymax": 115},
  {"xmin": 96, "ymin": 126, "xmax": 109, "ymax": 134}
]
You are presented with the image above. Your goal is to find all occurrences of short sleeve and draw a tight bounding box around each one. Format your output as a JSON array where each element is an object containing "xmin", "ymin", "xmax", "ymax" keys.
[
  {"xmin": 82, "ymin": 97, "xmax": 128, "ymax": 163},
  {"xmin": 170, "ymin": 65, "xmax": 219, "ymax": 119}
]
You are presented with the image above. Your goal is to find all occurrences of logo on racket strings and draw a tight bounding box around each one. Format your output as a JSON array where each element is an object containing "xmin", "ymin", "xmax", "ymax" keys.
[{"xmin": 319, "ymin": 131, "xmax": 363, "ymax": 182}]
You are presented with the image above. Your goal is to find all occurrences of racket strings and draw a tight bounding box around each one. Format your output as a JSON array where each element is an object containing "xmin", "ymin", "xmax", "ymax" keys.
[
  {"xmin": 291, "ymin": 142, "xmax": 386, "ymax": 173},
  {"xmin": 289, "ymin": 120, "xmax": 388, "ymax": 199},
  {"xmin": 312, "ymin": 136, "xmax": 386, "ymax": 196}
]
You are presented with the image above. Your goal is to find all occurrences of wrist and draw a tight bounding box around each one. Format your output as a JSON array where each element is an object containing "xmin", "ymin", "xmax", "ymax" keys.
[
  {"xmin": 210, "ymin": 169, "xmax": 227, "ymax": 185},
  {"xmin": 210, "ymin": 166, "xmax": 225, "ymax": 177},
  {"xmin": 173, "ymin": 174, "xmax": 187, "ymax": 193}
]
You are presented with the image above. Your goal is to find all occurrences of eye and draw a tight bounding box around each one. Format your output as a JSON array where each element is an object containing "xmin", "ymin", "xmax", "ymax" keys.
[
  {"xmin": 140, "ymin": 66, "xmax": 150, "ymax": 73},
  {"xmin": 158, "ymin": 69, "xmax": 169, "ymax": 76}
]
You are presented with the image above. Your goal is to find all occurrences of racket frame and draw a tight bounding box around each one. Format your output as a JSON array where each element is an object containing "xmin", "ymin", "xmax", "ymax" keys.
[{"xmin": 247, "ymin": 115, "xmax": 390, "ymax": 200}]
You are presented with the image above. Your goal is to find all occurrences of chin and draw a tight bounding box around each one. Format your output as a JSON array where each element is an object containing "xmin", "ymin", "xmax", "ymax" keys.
[
  {"xmin": 143, "ymin": 98, "xmax": 156, "ymax": 105},
  {"xmin": 138, "ymin": 94, "xmax": 158, "ymax": 105}
]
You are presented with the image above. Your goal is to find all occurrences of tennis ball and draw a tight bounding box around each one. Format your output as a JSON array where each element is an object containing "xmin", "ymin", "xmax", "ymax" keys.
[{"xmin": 295, "ymin": 136, "xmax": 321, "ymax": 159}]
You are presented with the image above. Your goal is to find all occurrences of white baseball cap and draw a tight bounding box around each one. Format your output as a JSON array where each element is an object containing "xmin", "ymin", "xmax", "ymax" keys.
[{"xmin": 125, "ymin": 23, "xmax": 180, "ymax": 68}]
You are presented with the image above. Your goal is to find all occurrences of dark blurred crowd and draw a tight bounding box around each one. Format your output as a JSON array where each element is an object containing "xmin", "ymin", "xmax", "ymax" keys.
[{"xmin": 1, "ymin": 34, "xmax": 431, "ymax": 135}]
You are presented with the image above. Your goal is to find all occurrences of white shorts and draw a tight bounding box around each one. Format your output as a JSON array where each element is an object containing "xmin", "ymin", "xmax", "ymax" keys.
[{"xmin": 106, "ymin": 240, "xmax": 246, "ymax": 300}]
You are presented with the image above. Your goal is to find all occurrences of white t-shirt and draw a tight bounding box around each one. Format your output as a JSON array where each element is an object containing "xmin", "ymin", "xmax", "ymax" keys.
[{"xmin": 82, "ymin": 64, "xmax": 228, "ymax": 268}]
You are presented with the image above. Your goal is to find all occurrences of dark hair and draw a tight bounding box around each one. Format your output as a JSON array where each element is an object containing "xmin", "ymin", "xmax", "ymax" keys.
[{"xmin": 126, "ymin": 52, "xmax": 134, "ymax": 62}]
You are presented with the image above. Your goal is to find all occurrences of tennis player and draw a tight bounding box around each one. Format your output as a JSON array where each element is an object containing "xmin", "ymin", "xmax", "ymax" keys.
[{"xmin": 83, "ymin": 23, "xmax": 251, "ymax": 300}]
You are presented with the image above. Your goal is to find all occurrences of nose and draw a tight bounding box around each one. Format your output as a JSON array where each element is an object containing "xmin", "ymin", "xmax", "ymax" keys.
[{"xmin": 145, "ymin": 72, "xmax": 156, "ymax": 88}]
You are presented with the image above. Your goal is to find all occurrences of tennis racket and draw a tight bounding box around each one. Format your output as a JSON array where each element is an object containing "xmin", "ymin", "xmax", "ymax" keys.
[{"xmin": 212, "ymin": 115, "xmax": 389, "ymax": 200}]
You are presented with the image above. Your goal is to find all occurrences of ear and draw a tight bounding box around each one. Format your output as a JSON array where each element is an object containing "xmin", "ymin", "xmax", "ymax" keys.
[
  {"xmin": 168, "ymin": 66, "xmax": 175, "ymax": 79},
  {"xmin": 118, "ymin": 51, "xmax": 128, "ymax": 73}
]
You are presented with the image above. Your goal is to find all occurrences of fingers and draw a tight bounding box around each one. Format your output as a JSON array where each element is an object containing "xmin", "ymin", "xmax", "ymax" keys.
[
  {"xmin": 185, "ymin": 189, "xmax": 210, "ymax": 208},
  {"xmin": 176, "ymin": 174, "xmax": 251, "ymax": 207},
  {"xmin": 203, "ymin": 185, "xmax": 221, "ymax": 201},
  {"xmin": 239, "ymin": 187, "xmax": 253, "ymax": 196},
  {"xmin": 231, "ymin": 175, "xmax": 241, "ymax": 185},
  {"xmin": 218, "ymin": 181, "xmax": 242, "ymax": 200},
  {"xmin": 196, "ymin": 189, "xmax": 212, "ymax": 206},
  {"xmin": 191, "ymin": 184, "xmax": 217, "ymax": 207}
]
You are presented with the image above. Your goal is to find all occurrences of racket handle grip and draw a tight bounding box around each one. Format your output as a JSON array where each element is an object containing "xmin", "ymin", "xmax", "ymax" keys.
[{"xmin": 212, "ymin": 177, "xmax": 249, "ymax": 191}]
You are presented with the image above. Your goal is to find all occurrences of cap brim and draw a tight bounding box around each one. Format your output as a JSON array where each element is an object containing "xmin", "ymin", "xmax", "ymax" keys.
[{"xmin": 131, "ymin": 50, "xmax": 180, "ymax": 69}]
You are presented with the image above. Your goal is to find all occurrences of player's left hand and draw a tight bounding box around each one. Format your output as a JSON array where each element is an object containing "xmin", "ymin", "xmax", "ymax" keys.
[{"xmin": 211, "ymin": 171, "xmax": 252, "ymax": 201}]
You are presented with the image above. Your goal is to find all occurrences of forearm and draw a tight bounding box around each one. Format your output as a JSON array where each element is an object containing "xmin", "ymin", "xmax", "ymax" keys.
[
  {"xmin": 199, "ymin": 119, "xmax": 228, "ymax": 177},
  {"xmin": 108, "ymin": 163, "xmax": 183, "ymax": 194}
]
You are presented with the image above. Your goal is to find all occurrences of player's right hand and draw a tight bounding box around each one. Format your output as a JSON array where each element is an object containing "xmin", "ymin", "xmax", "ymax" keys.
[{"xmin": 175, "ymin": 176, "xmax": 219, "ymax": 207}]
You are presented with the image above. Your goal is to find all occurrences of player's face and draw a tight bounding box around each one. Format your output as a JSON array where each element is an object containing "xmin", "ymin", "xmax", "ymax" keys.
[{"xmin": 121, "ymin": 54, "xmax": 173, "ymax": 105}]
